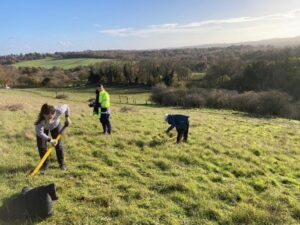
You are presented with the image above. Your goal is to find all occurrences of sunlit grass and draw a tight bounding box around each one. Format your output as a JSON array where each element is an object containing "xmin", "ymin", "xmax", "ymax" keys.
[
  {"xmin": 0, "ymin": 87, "xmax": 300, "ymax": 225},
  {"xmin": 13, "ymin": 57, "xmax": 112, "ymax": 69}
]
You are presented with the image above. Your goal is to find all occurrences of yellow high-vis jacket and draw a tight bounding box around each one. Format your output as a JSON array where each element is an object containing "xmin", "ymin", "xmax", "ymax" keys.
[{"xmin": 99, "ymin": 90, "xmax": 110, "ymax": 108}]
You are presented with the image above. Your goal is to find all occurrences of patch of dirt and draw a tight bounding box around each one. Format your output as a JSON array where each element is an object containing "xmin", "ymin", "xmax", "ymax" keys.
[
  {"xmin": 56, "ymin": 94, "xmax": 68, "ymax": 99},
  {"xmin": 0, "ymin": 104, "xmax": 24, "ymax": 111},
  {"xmin": 24, "ymin": 130, "xmax": 35, "ymax": 141},
  {"xmin": 119, "ymin": 106, "xmax": 136, "ymax": 113}
]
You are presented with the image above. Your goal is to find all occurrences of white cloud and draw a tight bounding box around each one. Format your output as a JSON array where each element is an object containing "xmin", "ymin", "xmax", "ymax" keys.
[
  {"xmin": 98, "ymin": 8, "xmax": 300, "ymax": 38},
  {"xmin": 93, "ymin": 24, "xmax": 102, "ymax": 28},
  {"xmin": 100, "ymin": 28, "xmax": 134, "ymax": 37},
  {"xmin": 58, "ymin": 41, "xmax": 72, "ymax": 47}
]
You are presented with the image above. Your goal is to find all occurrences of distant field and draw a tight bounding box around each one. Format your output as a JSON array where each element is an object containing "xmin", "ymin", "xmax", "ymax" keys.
[
  {"xmin": 13, "ymin": 57, "xmax": 112, "ymax": 69},
  {"xmin": 191, "ymin": 72, "xmax": 206, "ymax": 80}
]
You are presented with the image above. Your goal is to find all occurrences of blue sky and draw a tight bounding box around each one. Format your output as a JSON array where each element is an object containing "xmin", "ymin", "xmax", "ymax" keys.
[{"xmin": 1, "ymin": 0, "xmax": 300, "ymax": 55}]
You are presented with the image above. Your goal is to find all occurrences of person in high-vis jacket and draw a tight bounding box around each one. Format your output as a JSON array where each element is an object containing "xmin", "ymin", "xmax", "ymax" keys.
[
  {"xmin": 35, "ymin": 103, "xmax": 71, "ymax": 171},
  {"xmin": 95, "ymin": 84, "xmax": 111, "ymax": 135},
  {"xmin": 164, "ymin": 114, "xmax": 189, "ymax": 143}
]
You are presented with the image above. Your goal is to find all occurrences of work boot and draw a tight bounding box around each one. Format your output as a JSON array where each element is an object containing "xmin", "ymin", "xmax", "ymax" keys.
[
  {"xmin": 38, "ymin": 165, "xmax": 48, "ymax": 174},
  {"xmin": 41, "ymin": 164, "xmax": 48, "ymax": 170},
  {"xmin": 60, "ymin": 164, "xmax": 67, "ymax": 171},
  {"xmin": 37, "ymin": 170, "xmax": 45, "ymax": 175}
]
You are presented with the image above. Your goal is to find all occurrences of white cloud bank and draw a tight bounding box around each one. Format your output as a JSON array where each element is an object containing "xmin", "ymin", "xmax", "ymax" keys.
[
  {"xmin": 58, "ymin": 40, "xmax": 72, "ymax": 47},
  {"xmin": 99, "ymin": 8, "xmax": 300, "ymax": 44}
]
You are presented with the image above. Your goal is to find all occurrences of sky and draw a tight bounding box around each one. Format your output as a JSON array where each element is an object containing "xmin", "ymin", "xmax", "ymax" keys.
[{"xmin": 1, "ymin": 0, "xmax": 300, "ymax": 55}]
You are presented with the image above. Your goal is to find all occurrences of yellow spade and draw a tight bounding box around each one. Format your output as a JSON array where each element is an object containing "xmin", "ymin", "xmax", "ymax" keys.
[{"xmin": 29, "ymin": 125, "xmax": 67, "ymax": 176}]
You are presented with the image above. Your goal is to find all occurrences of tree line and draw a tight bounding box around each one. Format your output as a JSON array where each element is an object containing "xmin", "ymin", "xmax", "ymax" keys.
[
  {"xmin": 1, "ymin": 45, "xmax": 300, "ymax": 102},
  {"xmin": 0, "ymin": 59, "xmax": 191, "ymax": 88},
  {"xmin": 199, "ymin": 52, "xmax": 300, "ymax": 100}
]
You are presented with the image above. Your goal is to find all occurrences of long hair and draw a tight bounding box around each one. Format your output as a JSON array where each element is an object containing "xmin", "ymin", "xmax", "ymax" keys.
[{"xmin": 34, "ymin": 103, "xmax": 55, "ymax": 125}]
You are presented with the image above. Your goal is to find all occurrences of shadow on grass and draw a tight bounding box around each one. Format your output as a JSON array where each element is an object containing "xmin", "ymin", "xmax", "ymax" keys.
[
  {"xmin": 0, "ymin": 210, "xmax": 44, "ymax": 225},
  {"xmin": 0, "ymin": 164, "xmax": 33, "ymax": 175}
]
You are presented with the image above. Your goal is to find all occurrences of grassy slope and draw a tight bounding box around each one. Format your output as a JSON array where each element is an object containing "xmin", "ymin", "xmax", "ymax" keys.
[
  {"xmin": 0, "ymin": 88, "xmax": 300, "ymax": 225},
  {"xmin": 13, "ymin": 58, "xmax": 111, "ymax": 69}
]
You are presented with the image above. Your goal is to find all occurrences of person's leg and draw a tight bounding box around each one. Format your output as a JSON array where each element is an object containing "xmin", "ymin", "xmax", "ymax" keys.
[
  {"xmin": 50, "ymin": 125, "xmax": 65, "ymax": 169},
  {"xmin": 176, "ymin": 128, "xmax": 184, "ymax": 143},
  {"xmin": 183, "ymin": 121, "xmax": 189, "ymax": 142},
  {"xmin": 36, "ymin": 130, "xmax": 49, "ymax": 170},
  {"xmin": 106, "ymin": 114, "xmax": 111, "ymax": 134},
  {"xmin": 100, "ymin": 116, "xmax": 107, "ymax": 134}
]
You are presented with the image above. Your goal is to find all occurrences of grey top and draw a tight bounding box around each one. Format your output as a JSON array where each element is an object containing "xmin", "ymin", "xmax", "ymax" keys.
[{"xmin": 35, "ymin": 104, "xmax": 70, "ymax": 141}]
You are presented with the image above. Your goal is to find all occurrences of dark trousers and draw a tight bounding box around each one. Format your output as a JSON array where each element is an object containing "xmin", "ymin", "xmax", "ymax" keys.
[
  {"xmin": 176, "ymin": 121, "xmax": 189, "ymax": 143},
  {"xmin": 100, "ymin": 108, "xmax": 111, "ymax": 134},
  {"xmin": 36, "ymin": 125, "xmax": 64, "ymax": 169}
]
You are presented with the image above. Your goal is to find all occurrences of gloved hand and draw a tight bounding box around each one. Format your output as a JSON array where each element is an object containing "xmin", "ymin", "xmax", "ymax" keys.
[
  {"xmin": 50, "ymin": 139, "xmax": 58, "ymax": 146},
  {"xmin": 64, "ymin": 117, "xmax": 71, "ymax": 127}
]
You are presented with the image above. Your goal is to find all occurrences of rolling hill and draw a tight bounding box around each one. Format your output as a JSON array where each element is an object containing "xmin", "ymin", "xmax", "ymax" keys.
[{"xmin": 13, "ymin": 57, "xmax": 112, "ymax": 69}]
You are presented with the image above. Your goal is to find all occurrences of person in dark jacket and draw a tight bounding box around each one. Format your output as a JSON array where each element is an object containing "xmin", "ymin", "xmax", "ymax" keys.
[
  {"xmin": 164, "ymin": 114, "xmax": 189, "ymax": 143},
  {"xmin": 0, "ymin": 183, "xmax": 58, "ymax": 221}
]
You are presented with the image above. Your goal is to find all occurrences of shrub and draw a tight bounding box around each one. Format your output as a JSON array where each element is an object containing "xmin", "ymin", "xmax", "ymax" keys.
[{"xmin": 151, "ymin": 84, "xmax": 300, "ymax": 120}]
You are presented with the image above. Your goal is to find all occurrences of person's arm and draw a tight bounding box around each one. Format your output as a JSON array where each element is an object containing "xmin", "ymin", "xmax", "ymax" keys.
[
  {"xmin": 165, "ymin": 115, "xmax": 175, "ymax": 133},
  {"xmin": 56, "ymin": 104, "xmax": 70, "ymax": 117},
  {"xmin": 165, "ymin": 125, "xmax": 174, "ymax": 133},
  {"xmin": 35, "ymin": 123, "xmax": 51, "ymax": 141},
  {"xmin": 56, "ymin": 104, "xmax": 71, "ymax": 126},
  {"xmin": 93, "ymin": 102, "xmax": 99, "ymax": 114},
  {"xmin": 94, "ymin": 91, "xmax": 100, "ymax": 109}
]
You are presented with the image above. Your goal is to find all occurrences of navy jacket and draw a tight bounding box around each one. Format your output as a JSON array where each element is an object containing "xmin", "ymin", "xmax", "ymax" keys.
[{"xmin": 166, "ymin": 114, "xmax": 189, "ymax": 132}]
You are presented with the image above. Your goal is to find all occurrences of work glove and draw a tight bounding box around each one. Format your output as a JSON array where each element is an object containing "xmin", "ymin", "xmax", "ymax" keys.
[
  {"xmin": 165, "ymin": 130, "xmax": 172, "ymax": 137},
  {"xmin": 50, "ymin": 139, "xmax": 58, "ymax": 146},
  {"xmin": 64, "ymin": 117, "xmax": 71, "ymax": 127}
]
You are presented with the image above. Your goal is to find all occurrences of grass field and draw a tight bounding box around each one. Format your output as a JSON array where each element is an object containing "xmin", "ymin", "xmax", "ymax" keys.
[
  {"xmin": 191, "ymin": 72, "xmax": 206, "ymax": 80},
  {"xmin": 13, "ymin": 57, "xmax": 112, "ymax": 69},
  {"xmin": 0, "ymin": 87, "xmax": 300, "ymax": 225}
]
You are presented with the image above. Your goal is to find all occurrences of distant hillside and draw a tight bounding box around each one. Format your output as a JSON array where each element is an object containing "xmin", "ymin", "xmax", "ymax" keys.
[
  {"xmin": 13, "ymin": 57, "xmax": 111, "ymax": 69},
  {"xmin": 243, "ymin": 36, "xmax": 300, "ymax": 47},
  {"xmin": 187, "ymin": 36, "xmax": 300, "ymax": 49}
]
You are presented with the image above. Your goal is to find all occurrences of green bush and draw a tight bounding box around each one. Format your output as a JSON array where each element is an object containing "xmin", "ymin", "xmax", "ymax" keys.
[{"xmin": 151, "ymin": 85, "xmax": 300, "ymax": 120}]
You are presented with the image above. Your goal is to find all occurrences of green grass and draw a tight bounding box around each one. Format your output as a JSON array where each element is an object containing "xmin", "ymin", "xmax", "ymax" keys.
[
  {"xmin": 191, "ymin": 72, "xmax": 206, "ymax": 80},
  {"xmin": 13, "ymin": 57, "xmax": 112, "ymax": 69},
  {"xmin": 0, "ymin": 87, "xmax": 300, "ymax": 225}
]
